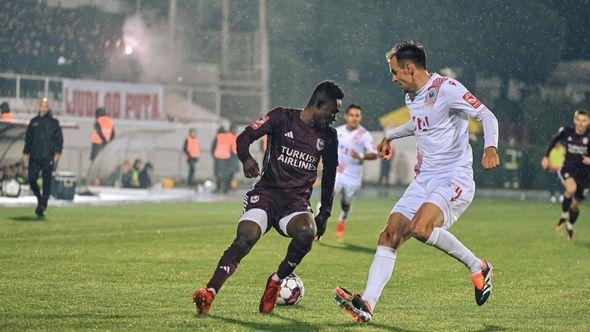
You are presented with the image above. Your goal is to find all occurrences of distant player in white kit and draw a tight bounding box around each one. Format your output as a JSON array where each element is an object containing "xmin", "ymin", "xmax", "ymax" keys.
[
  {"xmin": 333, "ymin": 104, "xmax": 378, "ymax": 239},
  {"xmin": 333, "ymin": 40, "xmax": 500, "ymax": 323}
]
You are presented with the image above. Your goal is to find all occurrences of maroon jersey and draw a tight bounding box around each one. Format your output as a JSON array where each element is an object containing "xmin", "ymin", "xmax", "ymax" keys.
[{"xmin": 236, "ymin": 107, "xmax": 338, "ymax": 217}]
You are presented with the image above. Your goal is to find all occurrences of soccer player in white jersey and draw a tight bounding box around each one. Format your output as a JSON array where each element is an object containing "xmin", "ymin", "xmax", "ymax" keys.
[
  {"xmin": 333, "ymin": 104, "xmax": 378, "ymax": 239},
  {"xmin": 333, "ymin": 40, "xmax": 500, "ymax": 323}
]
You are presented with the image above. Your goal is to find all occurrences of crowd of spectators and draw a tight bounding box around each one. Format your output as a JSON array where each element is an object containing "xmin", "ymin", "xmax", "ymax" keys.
[{"xmin": 0, "ymin": 0, "xmax": 124, "ymax": 78}]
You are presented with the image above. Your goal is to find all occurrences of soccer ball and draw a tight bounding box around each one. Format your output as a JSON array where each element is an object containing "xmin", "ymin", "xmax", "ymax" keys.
[{"xmin": 276, "ymin": 274, "xmax": 304, "ymax": 305}]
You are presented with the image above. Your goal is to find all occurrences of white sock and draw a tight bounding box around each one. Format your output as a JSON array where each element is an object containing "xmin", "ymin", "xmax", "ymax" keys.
[
  {"xmin": 362, "ymin": 246, "xmax": 396, "ymax": 310},
  {"xmin": 426, "ymin": 227, "xmax": 482, "ymax": 275},
  {"xmin": 338, "ymin": 210, "xmax": 347, "ymax": 221},
  {"xmin": 271, "ymin": 273, "xmax": 281, "ymax": 282},
  {"xmin": 566, "ymin": 221, "xmax": 574, "ymax": 231},
  {"xmin": 561, "ymin": 212, "xmax": 569, "ymax": 219}
]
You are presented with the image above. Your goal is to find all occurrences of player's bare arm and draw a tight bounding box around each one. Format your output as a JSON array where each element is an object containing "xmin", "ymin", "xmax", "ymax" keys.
[{"xmin": 315, "ymin": 132, "xmax": 338, "ymax": 240}]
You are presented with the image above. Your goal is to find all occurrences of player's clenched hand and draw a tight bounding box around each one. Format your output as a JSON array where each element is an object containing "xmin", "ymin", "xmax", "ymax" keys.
[
  {"xmin": 482, "ymin": 146, "xmax": 500, "ymax": 170},
  {"xmin": 377, "ymin": 138, "xmax": 393, "ymax": 160},
  {"xmin": 583, "ymin": 156, "xmax": 590, "ymax": 165},
  {"xmin": 314, "ymin": 212, "xmax": 328, "ymax": 241},
  {"xmin": 541, "ymin": 157, "xmax": 549, "ymax": 169},
  {"xmin": 242, "ymin": 157, "xmax": 260, "ymax": 178}
]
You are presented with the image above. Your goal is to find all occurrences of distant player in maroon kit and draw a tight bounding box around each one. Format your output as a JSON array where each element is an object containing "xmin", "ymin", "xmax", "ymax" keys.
[{"xmin": 193, "ymin": 81, "xmax": 344, "ymax": 315}]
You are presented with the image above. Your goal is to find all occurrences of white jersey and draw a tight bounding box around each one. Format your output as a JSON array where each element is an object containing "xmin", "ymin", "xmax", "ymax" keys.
[
  {"xmin": 386, "ymin": 73, "xmax": 498, "ymax": 176},
  {"xmin": 336, "ymin": 124, "xmax": 377, "ymax": 183}
]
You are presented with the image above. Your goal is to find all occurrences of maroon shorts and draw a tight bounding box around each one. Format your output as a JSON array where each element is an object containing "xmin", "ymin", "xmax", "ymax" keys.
[{"xmin": 240, "ymin": 188, "xmax": 312, "ymax": 237}]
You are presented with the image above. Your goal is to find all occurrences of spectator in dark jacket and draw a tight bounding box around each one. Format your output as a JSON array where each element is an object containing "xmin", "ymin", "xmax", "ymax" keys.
[
  {"xmin": 139, "ymin": 162, "xmax": 154, "ymax": 189},
  {"xmin": 23, "ymin": 98, "xmax": 63, "ymax": 217}
]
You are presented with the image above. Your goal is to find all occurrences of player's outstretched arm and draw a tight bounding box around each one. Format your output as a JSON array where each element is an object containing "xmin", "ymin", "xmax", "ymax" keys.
[
  {"xmin": 315, "ymin": 134, "xmax": 338, "ymax": 240},
  {"xmin": 379, "ymin": 120, "xmax": 414, "ymax": 160}
]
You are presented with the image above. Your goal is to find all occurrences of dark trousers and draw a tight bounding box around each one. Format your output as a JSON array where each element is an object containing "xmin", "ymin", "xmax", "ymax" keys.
[
  {"xmin": 187, "ymin": 157, "xmax": 198, "ymax": 185},
  {"xmin": 90, "ymin": 143, "xmax": 105, "ymax": 161},
  {"xmin": 29, "ymin": 158, "xmax": 53, "ymax": 204},
  {"xmin": 378, "ymin": 161, "xmax": 391, "ymax": 186},
  {"xmin": 214, "ymin": 158, "xmax": 232, "ymax": 193}
]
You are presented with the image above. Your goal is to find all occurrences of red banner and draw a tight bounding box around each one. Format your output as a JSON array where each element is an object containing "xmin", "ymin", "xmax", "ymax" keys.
[{"xmin": 63, "ymin": 79, "xmax": 164, "ymax": 120}]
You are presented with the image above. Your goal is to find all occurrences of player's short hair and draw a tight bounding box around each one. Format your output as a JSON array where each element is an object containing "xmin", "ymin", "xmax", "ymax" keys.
[
  {"xmin": 346, "ymin": 104, "xmax": 363, "ymax": 114},
  {"xmin": 308, "ymin": 80, "xmax": 345, "ymax": 108},
  {"xmin": 385, "ymin": 40, "xmax": 427, "ymax": 69},
  {"xmin": 575, "ymin": 109, "xmax": 589, "ymax": 118}
]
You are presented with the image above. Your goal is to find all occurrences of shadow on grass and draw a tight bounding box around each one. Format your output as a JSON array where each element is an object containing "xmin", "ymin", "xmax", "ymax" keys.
[
  {"xmin": 9, "ymin": 215, "xmax": 46, "ymax": 222},
  {"xmin": 204, "ymin": 312, "xmax": 414, "ymax": 331},
  {"xmin": 575, "ymin": 240, "xmax": 590, "ymax": 250},
  {"xmin": 472, "ymin": 324, "xmax": 507, "ymax": 332},
  {"xmin": 317, "ymin": 241, "xmax": 375, "ymax": 255}
]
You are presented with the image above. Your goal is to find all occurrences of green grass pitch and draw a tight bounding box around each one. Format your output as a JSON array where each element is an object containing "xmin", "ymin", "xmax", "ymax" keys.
[{"xmin": 1, "ymin": 198, "xmax": 589, "ymax": 331}]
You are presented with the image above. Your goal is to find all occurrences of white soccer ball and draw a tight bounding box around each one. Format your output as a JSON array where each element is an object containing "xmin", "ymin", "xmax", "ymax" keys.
[{"xmin": 276, "ymin": 274, "xmax": 304, "ymax": 306}]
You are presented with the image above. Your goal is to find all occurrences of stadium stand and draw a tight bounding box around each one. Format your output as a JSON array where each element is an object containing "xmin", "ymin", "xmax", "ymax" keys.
[{"xmin": 0, "ymin": 0, "xmax": 124, "ymax": 78}]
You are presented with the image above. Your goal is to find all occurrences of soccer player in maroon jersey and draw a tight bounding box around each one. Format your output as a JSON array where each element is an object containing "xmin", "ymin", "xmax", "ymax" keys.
[
  {"xmin": 193, "ymin": 81, "xmax": 344, "ymax": 315},
  {"xmin": 541, "ymin": 109, "xmax": 590, "ymax": 241}
]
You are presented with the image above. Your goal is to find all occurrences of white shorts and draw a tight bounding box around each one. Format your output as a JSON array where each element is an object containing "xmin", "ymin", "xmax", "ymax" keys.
[
  {"xmin": 391, "ymin": 171, "xmax": 475, "ymax": 229},
  {"xmin": 239, "ymin": 208, "xmax": 312, "ymax": 237},
  {"xmin": 334, "ymin": 175, "xmax": 361, "ymax": 204}
]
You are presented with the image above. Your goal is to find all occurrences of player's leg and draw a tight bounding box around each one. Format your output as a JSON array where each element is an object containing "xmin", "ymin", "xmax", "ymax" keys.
[
  {"xmin": 333, "ymin": 179, "xmax": 425, "ymax": 322},
  {"xmin": 333, "ymin": 212, "xmax": 412, "ymax": 322},
  {"xmin": 411, "ymin": 195, "xmax": 492, "ymax": 306},
  {"xmin": 193, "ymin": 210, "xmax": 265, "ymax": 314},
  {"xmin": 336, "ymin": 183, "xmax": 358, "ymax": 239},
  {"xmin": 259, "ymin": 212, "xmax": 315, "ymax": 313},
  {"xmin": 565, "ymin": 177, "xmax": 584, "ymax": 241},
  {"xmin": 411, "ymin": 203, "xmax": 482, "ymax": 274},
  {"xmin": 329, "ymin": 177, "xmax": 344, "ymax": 238},
  {"xmin": 362, "ymin": 212, "xmax": 412, "ymax": 306},
  {"xmin": 557, "ymin": 172, "xmax": 577, "ymax": 229}
]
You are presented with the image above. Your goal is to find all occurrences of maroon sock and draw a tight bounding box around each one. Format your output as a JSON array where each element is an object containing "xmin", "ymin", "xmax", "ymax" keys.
[
  {"xmin": 206, "ymin": 242, "xmax": 250, "ymax": 293},
  {"xmin": 277, "ymin": 239, "xmax": 312, "ymax": 279}
]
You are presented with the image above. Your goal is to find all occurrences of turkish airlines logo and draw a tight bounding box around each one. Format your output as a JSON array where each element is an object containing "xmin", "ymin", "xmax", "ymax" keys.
[
  {"xmin": 250, "ymin": 115, "xmax": 269, "ymax": 130},
  {"xmin": 462, "ymin": 92, "xmax": 482, "ymax": 109}
]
